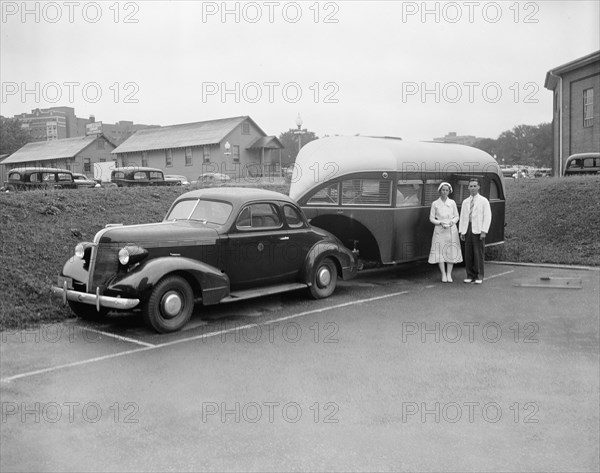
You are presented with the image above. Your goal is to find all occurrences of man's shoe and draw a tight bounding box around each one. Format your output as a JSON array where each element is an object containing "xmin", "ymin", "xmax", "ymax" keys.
[
  {"xmin": 464, "ymin": 278, "xmax": 473, "ymax": 283},
  {"xmin": 474, "ymin": 279, "xmax": 483, "ymax": 284}
]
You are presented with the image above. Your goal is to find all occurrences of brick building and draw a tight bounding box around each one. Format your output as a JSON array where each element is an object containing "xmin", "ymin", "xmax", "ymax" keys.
[
  {"xmin": 14, "ymin": 106, "xmax": 89, "ymax": 141},
  {"xmin": 112, "ymin": 116, "xmax": 284, "ymax": 181},
  {"xmin": 544, "ymin": 50, "xmax": 600, "ymax": 175},
  {"xmin": 13, "ymin": 106, "xmax": 157, "ymax": 145}
]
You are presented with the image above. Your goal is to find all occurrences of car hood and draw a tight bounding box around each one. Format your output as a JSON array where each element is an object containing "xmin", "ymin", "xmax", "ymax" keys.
[{"xmin": 96, "ymin": 221, "xmax": 220, "ymax": 246}]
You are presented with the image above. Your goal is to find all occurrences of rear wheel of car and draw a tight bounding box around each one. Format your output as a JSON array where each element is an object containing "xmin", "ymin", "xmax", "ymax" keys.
[
  {"xmin": 309, "ymin": 257, "xmax": 338, "ymax": 299},
  {"xmin": 143, "ymin": 275, "xmax": 194, "ymax": 333},
  {"xmin": 68, "ymin": 301, "xmax": 109, "ymax": 321}
]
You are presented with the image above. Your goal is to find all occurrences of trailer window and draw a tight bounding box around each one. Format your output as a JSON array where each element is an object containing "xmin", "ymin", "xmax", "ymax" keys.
[
  {"xmin": 342, "ymin": 179, "xmax": 391, "ymax": 206},
  {"xmin": 490, "ymin": 180, "xmax": 500, "ymax": 200},
  {"xmin": 396, "ymin": 180, "xmax": 423, "ymax": 207},
  {"xmin": 424, "ymin": 180, "xmax": 443, "ymax": 206},
  {"xmin": 306, "ymin": 183, "xmax": 339, "ymax": 205}
]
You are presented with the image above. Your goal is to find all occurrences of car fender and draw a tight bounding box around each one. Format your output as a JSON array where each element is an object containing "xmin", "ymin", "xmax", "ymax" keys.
[
  {"xmin": 109, "ymin": 256, "xmax": 230, "ymax": 305},
  {"xmin": 301, "ymin": 241, "xmax": 347, "ymax": 284}
]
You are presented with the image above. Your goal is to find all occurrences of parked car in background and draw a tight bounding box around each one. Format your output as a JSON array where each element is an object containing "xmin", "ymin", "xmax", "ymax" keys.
[
  {"xmin": 72, "ymin": 173, "xmax": 99, "ymax": 188},
  {"xmin": 52, "ymin": 187, "xmax": 358, "ymax": 333},
  {"xmin": 165, "ymin": 175, "xmax": 190, "ymax": 186},
  {"xmin": 194, "ymin": 172, "xmax": 231, "ymax": 185},
  {"xmin": 3, "ymin": 167, "xmax": 77, "ymax": 191},
  {"xmin": 111, "ymin": 167, "xmax": 173, "ymax": 187},
  {"xmin": 563, "ymin": 153, "xmax": 600, "ymax": 176}
]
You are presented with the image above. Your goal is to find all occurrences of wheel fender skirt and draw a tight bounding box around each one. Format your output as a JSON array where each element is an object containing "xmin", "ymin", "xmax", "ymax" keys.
[{"xmin": 110, "ymin": 257, "xmax": 230, "ymax": 305}]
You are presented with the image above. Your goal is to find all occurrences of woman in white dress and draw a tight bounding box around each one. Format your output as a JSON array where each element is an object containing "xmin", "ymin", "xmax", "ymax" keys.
[{"xmin": 428, "ymin": 182, "xmax": 462, "ymax": 282}]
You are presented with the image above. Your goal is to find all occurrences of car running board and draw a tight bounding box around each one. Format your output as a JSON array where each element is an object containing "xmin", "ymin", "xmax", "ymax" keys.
[{"xmin": 221, "ymin": 282, "xmax": 308, "ymax": 303}]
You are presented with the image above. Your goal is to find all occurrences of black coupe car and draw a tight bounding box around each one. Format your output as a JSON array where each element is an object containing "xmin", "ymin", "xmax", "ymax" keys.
[{"xmin": 52, "ymin": 188, "xmax": 358, "ymax": 333}]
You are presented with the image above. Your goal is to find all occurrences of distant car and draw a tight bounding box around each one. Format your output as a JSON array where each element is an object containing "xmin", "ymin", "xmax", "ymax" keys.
[
  {"xmin": 52, "ymin": 187, "xmax": 358, "ymax": 333},
  {"xmin": 72, "ymin": 173, "xmax": 98, "ymax": 188},
  {"xmin": 197, "ymin": 172, "xmax": 232, "ymax": 185},
  {"xmin": 111, "ymin": 167, "xmax": 173, "ymax": 187},
  {"xmin": 3, "ymin": 167, "xmax": 77, "ymax": 191},
  {"xmin": 164, "ymin": 175, "xmax": 190, "ymax": 186},
  {"xmin": 563, "ymin": 153, "xmax": 600, "ymax": 176}
]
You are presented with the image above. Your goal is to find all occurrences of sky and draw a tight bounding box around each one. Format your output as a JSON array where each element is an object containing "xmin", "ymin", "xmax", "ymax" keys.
[{"xmin": 1, "ymin": 0, "xmax": 599, "ymax": 141}]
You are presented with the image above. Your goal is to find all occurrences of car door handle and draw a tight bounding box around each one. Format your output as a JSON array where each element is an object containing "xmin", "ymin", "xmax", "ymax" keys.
[
  {"xmin": 336, "ymin": 210, "xmax": 344, "ymax": 214},
  {"xmin": 279, "ymin": 236, "xmax": 289, "ymax": 240}
]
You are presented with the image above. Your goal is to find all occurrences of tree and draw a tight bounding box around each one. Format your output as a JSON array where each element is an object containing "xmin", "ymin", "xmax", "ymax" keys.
[
  {"xmin": 472, "ymin": 123, "xmax": 552, "ymax": 168},
  {"xmin": 278, "ymin": 129, "xmax": 318, "ymax": 164},
  {"xmin": 0, "ymin": 116, "xmax": 32, "ymax": 156}
]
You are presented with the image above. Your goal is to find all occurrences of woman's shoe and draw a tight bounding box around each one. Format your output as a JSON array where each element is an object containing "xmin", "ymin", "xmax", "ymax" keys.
[
  {"xmin": 442, "ymin": 274, "xmax": 448, "ymax": 282},
  {"xmin": 447, "ymin": 275, "xmax": 453, "ymax": 283}
]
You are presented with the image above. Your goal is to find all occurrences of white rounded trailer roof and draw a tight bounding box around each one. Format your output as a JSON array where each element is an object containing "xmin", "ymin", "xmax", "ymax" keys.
[{"xmin": 289, "ymin": 136, "xmax": 501, "ymax": 201}]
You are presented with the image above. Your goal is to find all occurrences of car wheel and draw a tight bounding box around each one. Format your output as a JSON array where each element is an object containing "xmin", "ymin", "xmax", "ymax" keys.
[
  {"xmin": 68, "ymin": 301, "xmax": 109, "ymax": 321},
  {"xmin": 143, "ymin": 275, "xmax": 194, "ymax": 333},
  {"xmin": 309, "ymin": 257, "xmax": 338, "ymax": 299}
]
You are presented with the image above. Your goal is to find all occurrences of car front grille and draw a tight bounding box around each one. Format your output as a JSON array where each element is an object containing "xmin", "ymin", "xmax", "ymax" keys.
[{"xmin": 88, "ymin": 243, "xmax": 119, "ymax": 292}]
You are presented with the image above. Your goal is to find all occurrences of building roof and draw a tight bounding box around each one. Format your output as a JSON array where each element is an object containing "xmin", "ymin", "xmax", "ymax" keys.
[
  {"xmin": 247, "ymin": 136, "xmax": 284, "ymax": 149},
  {"xmin": 2, "ymin": 135, "xmax": 111, "ymax": 165},
  {"xmin": 544, "ymin": 50, "xmax": 600, "ymax": 90},
  {"xmin": 112, "ymin": 116, "xmax": 264, "ymax": 154}
]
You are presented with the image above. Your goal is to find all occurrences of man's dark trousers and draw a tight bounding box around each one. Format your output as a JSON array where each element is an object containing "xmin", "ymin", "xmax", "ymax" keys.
[{"xmin": 465, "ymin": 223, "xmax": 485, "ymax": 280}]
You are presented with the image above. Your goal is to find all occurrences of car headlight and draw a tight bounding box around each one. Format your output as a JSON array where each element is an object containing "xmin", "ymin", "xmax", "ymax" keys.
[
  {"xmin": 118, "ymin": 248, "xmax": 130, "ymax": 265},
  {"xmin": 75, "ymin": 242, "xmax": 94, "ymax": 260},
  {"xmin": 118, "ymin": 245, "xmax": 148, "ymax": 266},
  {"xmin": 75, "ymin": 243, "xmax": 85, "ymax": 259}
]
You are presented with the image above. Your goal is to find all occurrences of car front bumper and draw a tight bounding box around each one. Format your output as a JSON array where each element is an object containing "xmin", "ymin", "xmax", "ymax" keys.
[{"xmin": 52, "ymin": 278, "xmax": 140, "ymax": 311}]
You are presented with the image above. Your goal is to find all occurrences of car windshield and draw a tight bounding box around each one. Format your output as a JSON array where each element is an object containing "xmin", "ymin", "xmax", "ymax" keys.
[{"xmin": 165, "ymin": 199, "xmax": 232, "ymax": 224}]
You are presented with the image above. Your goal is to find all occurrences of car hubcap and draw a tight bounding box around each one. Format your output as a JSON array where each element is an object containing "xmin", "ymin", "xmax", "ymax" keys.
[
  {"xmin": 317, "ymin": 266, "xmax": 331, "ymax": 288},
  {"xmin": 161, "ymin": 291, "xmax": 183, "ymax": 318}
]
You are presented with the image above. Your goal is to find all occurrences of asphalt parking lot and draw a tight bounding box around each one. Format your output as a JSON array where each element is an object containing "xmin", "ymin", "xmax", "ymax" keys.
[{"xmin": 1, "ymin": 262, "xmax": 599, "ymax": 472}]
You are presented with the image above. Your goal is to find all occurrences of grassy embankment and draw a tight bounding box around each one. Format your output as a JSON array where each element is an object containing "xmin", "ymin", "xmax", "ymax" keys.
[{"xmin": 1, "ymin": 176, "xmax": 598, "ymax": 330}]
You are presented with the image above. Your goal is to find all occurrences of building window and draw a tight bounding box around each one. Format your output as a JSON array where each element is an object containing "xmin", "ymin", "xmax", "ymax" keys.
[
  {"xmin": 165, "ymin": 149, "xmax": 173, "ymax": 167},
  {"xmin": 242, "ymin": 122, "xmax": 250, "ymax": 135},
  {"xmin": 185, "ymin": 147, "xmax": 192, "ymax": 166},
  {"xmin": 583, "ymin": 88, "xmax": 594, "ymax": 127},
  {"xmin": 233, "ymin": 145, "xmax": 240, "ymax": 162},
  {"xmin": 141, "ymin": 152, "xmax": 148, "ymax": 167},
  {"xmin": 96, "ymin": 139, "xmax": 105, "ymax": 149},
  {"xmin": 83, "ymin": 158, "xmax": 91, "ymax": 173},
  {"xmin": 203, "ymin": 146, "xmax": 210, "ymax": 163}
]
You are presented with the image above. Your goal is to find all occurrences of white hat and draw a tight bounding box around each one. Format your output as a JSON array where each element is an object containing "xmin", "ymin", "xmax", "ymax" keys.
[{"xmin": 438, "ymin": 182, "xmax": 452, "ymax": 193}]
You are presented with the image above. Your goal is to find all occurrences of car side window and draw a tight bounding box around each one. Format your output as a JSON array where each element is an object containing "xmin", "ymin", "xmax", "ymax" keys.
[
  {"xmin": 236, "ymin": 203, "xmax": 282, "ymax": 230},
  {"xmin": 134, "ymin": 172, "xmax": 147, "ymax": 180},
  {"xmin": 283, "ymin": 205, "xmax": 305, "ymax": 229}
]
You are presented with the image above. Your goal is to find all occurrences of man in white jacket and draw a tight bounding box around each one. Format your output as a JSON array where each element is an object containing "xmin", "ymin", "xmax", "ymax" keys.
[{"xmin": 459, "ymin": 178, "xmax": 492, "ymax": 284}]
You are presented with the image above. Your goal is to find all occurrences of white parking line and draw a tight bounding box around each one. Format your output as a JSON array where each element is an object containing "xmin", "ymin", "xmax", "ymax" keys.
[
  {"xmin": 1, "ymin": 290, "xmax": 410, "ymax": 383},
  {"xmin": 77, "ymin": 326, "xmax": 156, "ymax": 348},
  {"xmin": 485, "ymin": 270, "xmax": 515, "ymax": 280}
]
